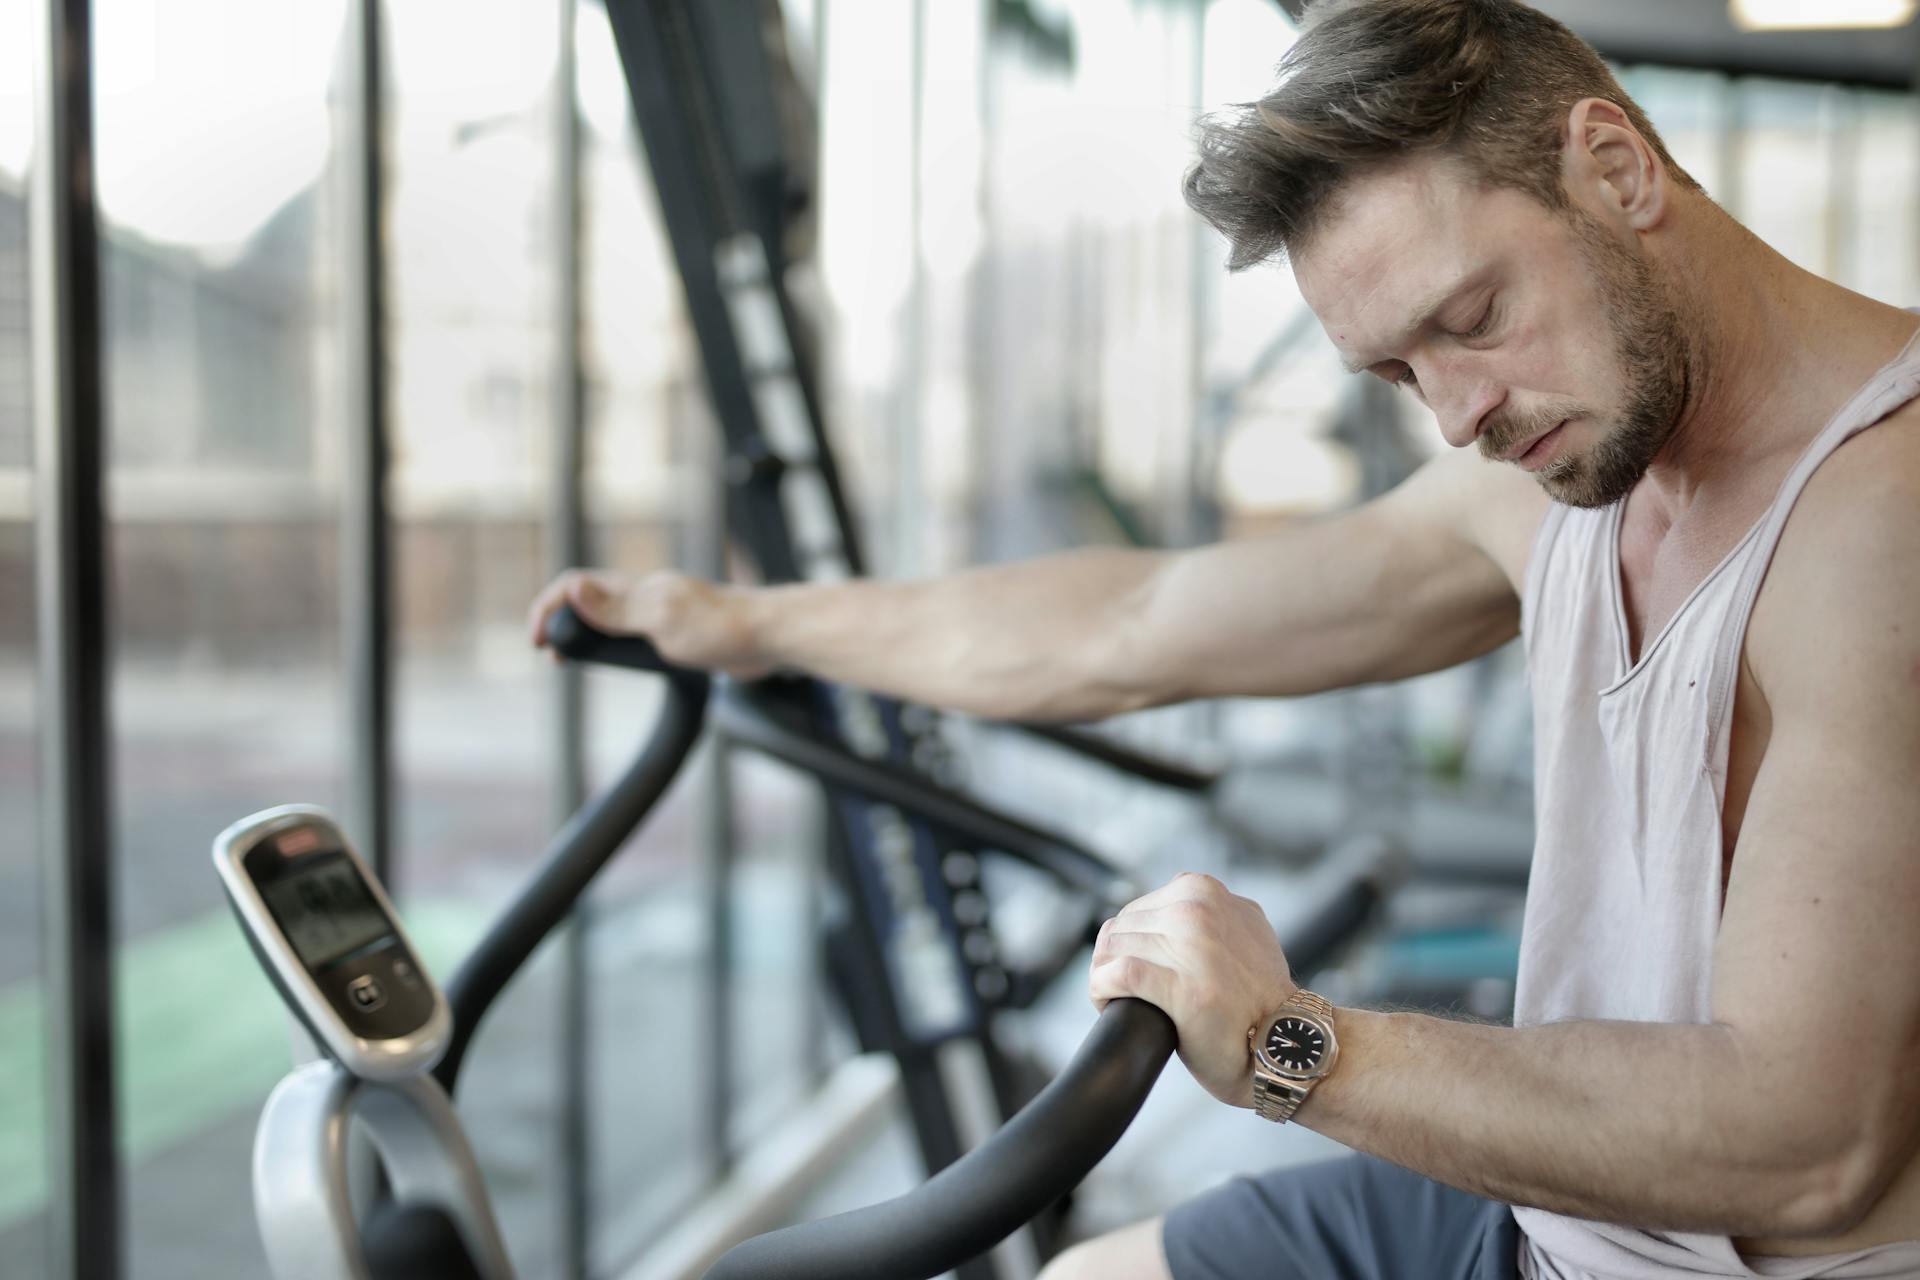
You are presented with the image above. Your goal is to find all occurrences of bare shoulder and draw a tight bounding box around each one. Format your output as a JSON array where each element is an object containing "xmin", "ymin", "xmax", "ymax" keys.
[
  {"xmin": 1767, "ymin": 399, "xmax": 1920, "ymax": 581},
  {"xmin": 1749, "ymin": 402, "xmax": 1920, "ymax": 693},
  {"xmin": 1378, "ymin": 445, "xmax": 1552, "ymax": 594}
]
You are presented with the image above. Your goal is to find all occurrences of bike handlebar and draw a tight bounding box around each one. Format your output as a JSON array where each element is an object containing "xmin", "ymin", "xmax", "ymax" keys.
[
  {"xmin": 706, "ymin": 998, "xmax": 1175, "ymax": 1280},
  {"xmin": 434, "ymin": 607, "xmax": 711, "ymax": 1092},
  {"xmin": 705, "ymin": 851, "xmax": 1387, "ymax": 1279},
  {"xmin": 544, "ymin": 603, "xmax": 706, "ymax": 686}
]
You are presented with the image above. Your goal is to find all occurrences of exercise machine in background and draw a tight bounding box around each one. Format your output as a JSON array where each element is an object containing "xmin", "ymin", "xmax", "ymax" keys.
[
  {"xmin": 221, "ymin": 609, "xmax": 1386, "ymax": 1279},
  {"xmin": 597, "ymin": 0, "xmax": 1530, "ymax": 1032}
]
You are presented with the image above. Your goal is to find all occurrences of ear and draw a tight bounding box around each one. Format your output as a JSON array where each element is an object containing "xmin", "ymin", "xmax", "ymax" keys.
[{"xmin": 1561, "ymin": 97, "xmax": 1667, "ymax": 233}]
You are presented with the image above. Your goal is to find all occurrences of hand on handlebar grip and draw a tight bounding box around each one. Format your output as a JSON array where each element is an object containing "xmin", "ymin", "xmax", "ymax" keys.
[{"xmin": 527, "ymin": 568, "xmax": 776, "ymax": 680}]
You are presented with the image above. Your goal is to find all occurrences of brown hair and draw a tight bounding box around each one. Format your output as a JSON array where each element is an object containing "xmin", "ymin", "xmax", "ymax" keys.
[{"xmin": 1184, "ymin": 0, "xmax": 1701, "ymax": 270}]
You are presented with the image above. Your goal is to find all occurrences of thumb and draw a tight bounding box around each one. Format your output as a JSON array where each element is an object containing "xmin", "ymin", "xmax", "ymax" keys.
[{"xmin": 564, "ymin": 576, "xmax": 613, "ymax": 625}]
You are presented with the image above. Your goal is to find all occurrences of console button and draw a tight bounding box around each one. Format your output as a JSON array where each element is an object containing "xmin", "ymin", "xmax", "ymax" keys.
[{"xmin": 348, "ymin": 974, "xmax": 387, "ymax": 1012}]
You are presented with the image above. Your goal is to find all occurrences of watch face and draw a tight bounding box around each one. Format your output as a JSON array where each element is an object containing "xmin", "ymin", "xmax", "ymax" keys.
[{"xmin": 1263, "ymin": 1016, "xmax": 1327, "ymax": 1075}]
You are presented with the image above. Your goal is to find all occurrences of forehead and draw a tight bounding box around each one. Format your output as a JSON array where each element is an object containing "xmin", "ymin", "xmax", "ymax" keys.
[{"xmin": 1291, "ymin": 156, "xmax": 1557, "ymax": 359}]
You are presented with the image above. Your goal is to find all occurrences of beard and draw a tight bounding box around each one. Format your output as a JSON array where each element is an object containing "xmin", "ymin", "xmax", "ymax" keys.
[{"xmin": 1478, "ymin": 209, "xmax": 1693, "ymax": 509}]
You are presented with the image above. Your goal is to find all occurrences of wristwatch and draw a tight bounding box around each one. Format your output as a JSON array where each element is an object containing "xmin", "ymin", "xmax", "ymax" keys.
[{"xmin": 1248, "ymin": 989, "xmax": 1339, "ymax": 1123}]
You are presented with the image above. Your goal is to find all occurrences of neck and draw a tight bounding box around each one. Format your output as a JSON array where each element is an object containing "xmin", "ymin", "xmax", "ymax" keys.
[{"xmin": 1634, "ymin": 201, "xmax": 1917, "ymax": 523}]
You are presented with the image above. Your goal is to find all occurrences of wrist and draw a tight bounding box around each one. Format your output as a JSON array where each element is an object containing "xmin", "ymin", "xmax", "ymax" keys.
[
  {"xmin": 1248, "ymin": 989, "xmax": 1339, "ymax": 1125},
  {"xmin": 737, "ymin": 582, "xmax": 796, "ymax": 668}
]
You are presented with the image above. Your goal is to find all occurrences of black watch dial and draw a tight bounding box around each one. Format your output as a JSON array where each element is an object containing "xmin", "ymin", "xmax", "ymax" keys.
[{"xmin": 1264, "ymin": 1016, "xmax": 1327, "ymax": 1074}]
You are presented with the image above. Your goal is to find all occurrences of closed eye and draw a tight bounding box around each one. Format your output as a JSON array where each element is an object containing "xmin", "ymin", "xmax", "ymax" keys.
[{"xmin": 1456, "ymin": 298, "xmax": 1498, "ymax": 342}]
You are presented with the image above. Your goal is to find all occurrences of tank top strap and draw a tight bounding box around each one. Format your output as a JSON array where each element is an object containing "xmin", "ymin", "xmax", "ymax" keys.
[
  {"xmin": 1706, "ymin": 323, "xmax": 1920, "ymax": 749},
  {"xmin": 1519, "ymin": 500, "xmax": 1572, "ymax": 641}
]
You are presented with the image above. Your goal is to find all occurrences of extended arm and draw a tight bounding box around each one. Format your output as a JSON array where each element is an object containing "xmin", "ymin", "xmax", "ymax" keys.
[
  {"xmin": 530, "ymin": 446, "xmax": 1541, "ymax": 721},
  {"xmin": 1090, "ymin": 452, "xmax": 1920, "ymax": 1238}
]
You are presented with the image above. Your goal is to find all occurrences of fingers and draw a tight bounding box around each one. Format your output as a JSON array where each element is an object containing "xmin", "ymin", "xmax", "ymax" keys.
[
  {"xmin": 1114, "ymin": 870, "xmax": 1231, "ymax": 918},
  {"xmin": 1090, "ymin": 914, "xmax": 1181, "ymax": 1008},
  {"xmin": 527, "ymin": 570, "xmax": 583, "ymax": 647},
  {"xmin": 564, "ymin": 573, "xmax": 614, "ymax": 627},
  {"xmin": 528, "ymin": 570, "xmax": 626, "ymax": 650},
  {"xmin": 1088, "ymin": 951, "xmax": 1174, "ymax": 1014}
]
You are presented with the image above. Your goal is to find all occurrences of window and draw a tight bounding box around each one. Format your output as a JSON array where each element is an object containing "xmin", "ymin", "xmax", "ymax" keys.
[
  {"xmin": 0, "ymin": 11, "xmax": 42, "ymax": 1269},
  {"xmin": 88, "ymin": 3, "xmax": 352, "ymax": 1276},
  {"xmin": 384, "ymin": 0, "xmax": 569, "ymax": 1270}
]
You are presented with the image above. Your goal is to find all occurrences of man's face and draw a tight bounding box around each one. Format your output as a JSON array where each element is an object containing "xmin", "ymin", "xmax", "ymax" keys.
[{"xmin": 1293, "ymin": 155, "xmax": 1690, "ymax": 508}]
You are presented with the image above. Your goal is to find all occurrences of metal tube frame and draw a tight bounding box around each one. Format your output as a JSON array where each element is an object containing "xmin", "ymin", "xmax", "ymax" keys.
[
  {"xmin": 341, "ymin": 0, "xmax": 394, "ymax": 883},
  {"xmin": 552, "ymin": 0, "xmax": 593, "ymax": 1273},
  {"xmin": 32, "ymin": 0, "xmax": 119, "ymax": 1274}
]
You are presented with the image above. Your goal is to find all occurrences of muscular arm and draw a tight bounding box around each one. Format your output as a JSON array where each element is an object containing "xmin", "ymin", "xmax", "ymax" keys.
[
  {"xmin": 1092, "ymin": 452, "xmax": 1920, "ymax": 1238},
  {"xmin": 750, "ymin": 446, "xmax": 1538, "ymax": 720}
]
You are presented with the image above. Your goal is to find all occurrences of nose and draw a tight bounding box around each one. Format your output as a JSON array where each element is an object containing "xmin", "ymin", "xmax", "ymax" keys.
[{"xmin": 1427, "ymin": 362, "xmax": 1505, "ymax": 450}]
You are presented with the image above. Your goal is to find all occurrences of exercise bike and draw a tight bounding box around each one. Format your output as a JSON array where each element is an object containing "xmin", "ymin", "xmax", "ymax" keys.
[{"xmin": 216, "ymin": 608, "xmax": 1385, "ymax": 1279}]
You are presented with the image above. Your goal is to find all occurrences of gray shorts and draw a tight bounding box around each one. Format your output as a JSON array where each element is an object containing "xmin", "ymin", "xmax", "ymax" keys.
[{"xmin": 1162, "ymin": 1153, "xmax": 1520, "ymax": 1280}]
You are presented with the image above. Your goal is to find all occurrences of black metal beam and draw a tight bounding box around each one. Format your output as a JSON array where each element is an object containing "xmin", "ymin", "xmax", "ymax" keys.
[
  {"xmin": 714, "ymin": 689, "xmax": 1132, "ymax": 907},
  {"xmin": 1268, "ymin": 0, "xmax": 1920, "ymax": 90},
  {"xmin": 603, "ymin": 0, "xmax": 804, "ymax": 581},
  {"xmin": 551, "ymin": 1, "xmax": 592, "ymax": 1273},
  {"xmin": 341, "ymin": 0, "xmax": 394, "ymax": 881},
  {"xmin": 31, "ymin": 0, "xmax": 120, "ymax": 1275},
  {"xmin": 1598, "ymin": 41, "xmax": 1914, "ymax": 91}
]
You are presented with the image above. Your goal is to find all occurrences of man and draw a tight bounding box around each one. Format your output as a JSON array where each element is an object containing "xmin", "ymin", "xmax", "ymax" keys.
[{"xmin": 529, "ymin": 1, "xmax": 1920, "ymax": 1275}]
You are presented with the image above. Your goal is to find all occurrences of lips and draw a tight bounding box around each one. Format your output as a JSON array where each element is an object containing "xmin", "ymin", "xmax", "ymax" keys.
[{"xmin": 1500, "ymin": 421, "xmax": 1565, "ymax": 464}]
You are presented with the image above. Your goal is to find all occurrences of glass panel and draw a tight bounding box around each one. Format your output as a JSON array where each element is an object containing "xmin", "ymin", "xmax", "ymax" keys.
[
  {"xmin": 816, "ymin": 0, "xmax": 916, "ymax": 569},
  {"xmin": 90, "ymin": 3, "xmax": 352, "ymax": 1277},
  {"xmin": 383, "ymin": 1, "xmax": 563, "ymax": 1274},
  {"xmin": 1735, "ymin": 79, "xmax": 1837, "ymax": 275},
  {"xmin": 723, "ymin": 755, "xmax": 826, "ymax": 1146},
  {"xmin": 1841, "ymin": 89, "xmax": 1919, "ymax": 307},
  {"xmin": 572, "ymin": 3, "xmax": 723, "ymax": 1264},
  {"xmin": 0, "ymin": 8, "xmax": 43, "ymax": 1270},
  {"xmin": 1617, "ymin": 65, "xmax": 1732, "ymax": 202}
]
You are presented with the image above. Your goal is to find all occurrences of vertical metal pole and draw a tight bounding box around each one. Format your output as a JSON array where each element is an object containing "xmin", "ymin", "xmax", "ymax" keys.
[
  {"xmin": 1185, "ymin": 0, "xmax": 1224, "ymax": 760},
  {"xmin": 1185, "ymin": 0, "xmax": 1218, "ymax": 547},
  {"xmin": 804, "ymin": 0, "xmax": 833, "ymax": 1097},
  {"xmin": 551, "ymin": 0, "xmax": 592, "ymax": 1272},
  {"xmin": 897, "ymin": 0, "xmax": 928, "ymax": 576},
  {"xmin": 966, "ymin": 0, "xmax": 995, "ymax": 569},
  {"xmin": 701, "ymin": 736, "xmax": 736, "ymax": 1168},
  {"xmin": 31, "ymin": 0, "xmax": 121, "ymax": 1275},
  {"xmin": 341, "ymin": 0, "xmax": 393, "ymax": 882},
  {"xmin": 702, "ymin": 374, "xmax": 736, "ymax": 1171},
  {"xmin": 802, "ymin": 781, "xmax": 828, "ymax": 1090}
]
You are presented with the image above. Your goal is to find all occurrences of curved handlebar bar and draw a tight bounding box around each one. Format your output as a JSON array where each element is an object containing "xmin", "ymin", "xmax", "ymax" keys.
[
  {"xmin": 706, "ymin": 850, "xmax": 1387, "ymax": 1279},
  {"xmin": 707, "ymin": 999, "xmax": 1176, "ymax": 1280},
  {"xmin": 714, "ymin": 686, "xmax": 1136, "ymax": 910},
  {"xmin": 1015, "ymin": 721, "xmax": 1221, "ymax": 794},
  {"xmin": 434, "ymin": 607, "xmax": 712, "ymax": 1091},
  {"xmin": 544, "ymin": 604, "xmax": 706, "ymax": 686}
]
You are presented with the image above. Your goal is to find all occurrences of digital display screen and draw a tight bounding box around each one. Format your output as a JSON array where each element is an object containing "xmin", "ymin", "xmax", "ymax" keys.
[{"xmin": 260, "ymin": 853, "xmax": 396, "ymax": 971}]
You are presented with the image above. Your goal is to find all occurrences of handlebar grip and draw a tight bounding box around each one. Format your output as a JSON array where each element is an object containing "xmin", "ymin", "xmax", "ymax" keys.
[
  {"xmin": 704, "ymin": 998, "xmax": 1176, "ymax": 1280},
  {"xmin": 546, "ymin": 603, "xmax": 694, "ymax": 680}
]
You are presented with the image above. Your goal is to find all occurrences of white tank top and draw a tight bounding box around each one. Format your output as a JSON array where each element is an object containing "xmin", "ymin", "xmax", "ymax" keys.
[{"xmin": 1513, "ymin": 327, "xmax": 1920, "ymax": 1280}]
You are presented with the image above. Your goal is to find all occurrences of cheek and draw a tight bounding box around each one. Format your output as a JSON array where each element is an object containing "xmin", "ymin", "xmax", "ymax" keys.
[{"xmin": 1508, "ymin": 307, "xmax": 1619, "ymax": 410}]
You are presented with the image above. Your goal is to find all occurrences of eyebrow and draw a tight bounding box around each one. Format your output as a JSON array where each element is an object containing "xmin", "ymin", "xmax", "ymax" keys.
[{"xmin": 1338, "ymin": 274, "xmax": 1483, "ymax": 376}]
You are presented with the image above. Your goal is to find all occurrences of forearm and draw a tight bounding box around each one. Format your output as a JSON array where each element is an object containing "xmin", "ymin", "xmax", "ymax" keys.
[
  {"xmin": 1298, "ymin": 1009, "xmax": 1852, "ymax": 1236},
  {"xmin": 748, "ymin": 547, "xmax": 1174, "ymax": 721},
  {"xmin": 1138, "ymin": 505, "xmax": 1518, "ymax": 700}
]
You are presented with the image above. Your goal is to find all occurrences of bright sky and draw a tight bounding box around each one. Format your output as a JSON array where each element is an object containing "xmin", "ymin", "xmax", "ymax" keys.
[
  {"xmin": 0, "ymin": 2, "xmax": 36, "ymax": 180},
  {"xmin": 0, "ymin": 0, "xmax": 587, "ymax": 254},
  {"xmin": 0, "ymin": 0, "xmax": 1296, "ymax": 259},
  {"xmin": 90, "ymin": 0, "xmax": 348, "ymax": 250}
]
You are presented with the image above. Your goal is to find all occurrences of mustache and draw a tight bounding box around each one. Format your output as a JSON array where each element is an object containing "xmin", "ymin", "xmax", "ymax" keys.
[{"xmin": 1478, "ymin": 403, "xmax": 1581, "ymax": 462}]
